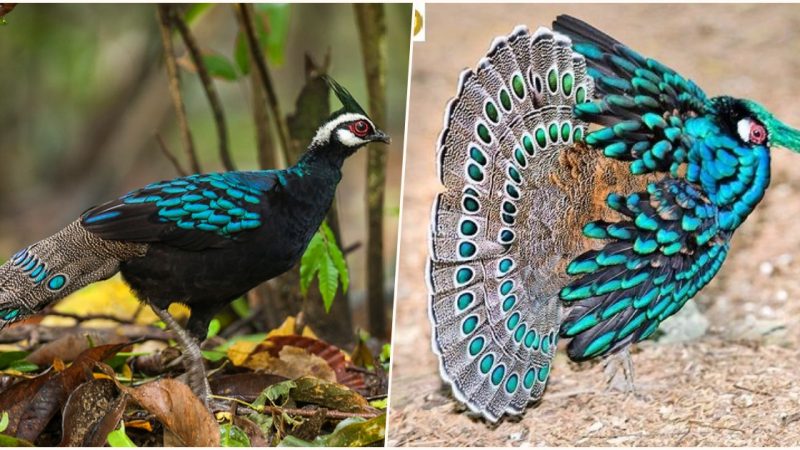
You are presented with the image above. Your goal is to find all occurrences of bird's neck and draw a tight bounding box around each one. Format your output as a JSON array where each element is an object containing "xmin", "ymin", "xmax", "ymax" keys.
[
  {"xmin": 685, "ymin": 117, "xmax": 771, "ymax": 231},
  {"xmin": 294, "ymin": 143, "xmax": 349, "ymax": 179}
]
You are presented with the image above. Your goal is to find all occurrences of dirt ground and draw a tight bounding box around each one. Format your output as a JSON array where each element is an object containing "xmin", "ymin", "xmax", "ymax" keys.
[{"xmin": 387, "ymin": 4, "xmax": 800, "ymax": 446}]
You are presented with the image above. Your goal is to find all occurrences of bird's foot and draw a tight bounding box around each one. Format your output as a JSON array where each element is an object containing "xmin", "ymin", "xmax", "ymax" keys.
[
  {"xmin": 149, "ymin": 305, "xmax": 211, "ymax": 408},
  {"xmin": 603, "ymin": 347, "xmax": 637, "ymax": 395}
]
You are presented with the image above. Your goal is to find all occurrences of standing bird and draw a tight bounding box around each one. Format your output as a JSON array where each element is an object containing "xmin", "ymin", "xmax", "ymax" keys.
[
  {"xmin": 0, "ymin": 76, "xmax": 389, "ymax": 403},
  {"xmin": 427, "ymin": 15, "xmax": 800, "ymax": 422}
]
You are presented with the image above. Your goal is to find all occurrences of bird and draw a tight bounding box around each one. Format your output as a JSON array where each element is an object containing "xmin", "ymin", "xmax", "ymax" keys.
[
  {"xmin": 0, "ymin": 76, "xmax": 390, "ymax": 404},
  {"xmin": 427, "ymin": 15, "xmax": 800, "ymax": 422}
]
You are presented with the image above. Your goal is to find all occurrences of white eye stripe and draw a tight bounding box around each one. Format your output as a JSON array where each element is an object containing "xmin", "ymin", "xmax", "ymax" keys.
[
  {"xmin": 310, "ymin": 113, "xmax": 374, "ymax": 147},
  {"xmin": 737, "ymin": 118, "xmax": 752, "ymax": 142}
]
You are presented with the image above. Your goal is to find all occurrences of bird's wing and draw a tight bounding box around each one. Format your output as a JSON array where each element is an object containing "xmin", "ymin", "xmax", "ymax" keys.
[
  {"xmin": 81, "ymin": 171, "xmax": 280, "ymax": 251},
  {"xmin": 554, "ymin": 15, "xmax": 711, "ymax": 176},
  {"xmin": 558, "ymin": 178, "xmax": 728, "ymax": 360}
]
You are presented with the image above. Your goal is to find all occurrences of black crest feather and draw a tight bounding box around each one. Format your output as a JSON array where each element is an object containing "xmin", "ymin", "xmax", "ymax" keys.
[{"xmin": 322, "ymin": 75, "xmax": 369, "ymax": 117}]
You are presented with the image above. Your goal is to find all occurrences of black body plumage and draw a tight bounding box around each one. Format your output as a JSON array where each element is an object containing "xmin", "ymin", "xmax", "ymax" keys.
[{"xmin": 0, "ymin": 76, "xmax": 389, "ymax": 344}]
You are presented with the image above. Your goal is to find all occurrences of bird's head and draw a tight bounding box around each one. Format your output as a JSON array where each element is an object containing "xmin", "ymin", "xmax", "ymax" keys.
[
  {"xmin": 309, "ymin": 76, "xmax": 391, "ymax": 156},
  {"xmin": 714, "ymin": 96, "xmax": 800, "ymax": 153}
]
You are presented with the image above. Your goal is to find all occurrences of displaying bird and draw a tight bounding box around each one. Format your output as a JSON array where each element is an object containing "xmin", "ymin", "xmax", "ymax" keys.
[
  {"xmin": 427, "ymin": 15, "xmax": 800, "ymax": 422},
  {"xmin": 0, "ymin": 76, "xmax": 389, "ymax": 403}
]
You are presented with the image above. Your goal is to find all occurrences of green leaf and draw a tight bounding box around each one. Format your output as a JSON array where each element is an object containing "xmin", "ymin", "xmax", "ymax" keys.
[
  {"xmin": 0, "ymin": 351, "xmax": 29, "ymax": 370},
  {"xmin": 107, "ymin": 422, "xmax": 137, "ymax": 447},
  {"xmin": 207, "ymin": 318, "xmax": 221, "ymax": 339},
  {"xmin": 219, "ymin": 423, "xmax": 250, "ymax": 447},
  {"xmin": 253, "ymin": 4, "xmax": 291, "ymax": 66},
  {"xmin": 380, "ymin": 344, "xmax": 391, "ymax": 363},
  {"xmin": 8, "ymin": 360, "xmax": 37, "ymax": 373},
  {"xmin": 253, "ymin": 379, "xmax": 296, "ymax": 409},
  {"xmin": 231, "ymin": 297, "xmax": 250, "ymax": 319},
  {"xmin": 201, "ymin": 350, "xmax": 227, "ymax": 362},
  {"xmin": 322, "ymin": 222, "xmax": 349, "ymax": 293},
  {"xmin": 317, "ymin": 251, "xmax": 339, "ymax": 313},
  {"xmin": 277, "ymin": 435, "xmax": 318, "ymax": 447},
  {"xmin": 323, "ymin": 414, "xmax": 385, "ymax": 447},
  {"xmin": 370, "ymin": 398, "xmax": 388, "ymax": 409},
  {"xmin": 202, "ymin": 53, "xmax": 239, "ymax": 81},
  {"xmin": 184, "ymin": 4, "xmax": 215, "ymax": 26},
  {"xmin": 0, "ymin": 412, "xmax": 8, "ymax": 433},
  {"xmin": 299, "ymin": 232, "xmax": 326, "ymax": 296}
]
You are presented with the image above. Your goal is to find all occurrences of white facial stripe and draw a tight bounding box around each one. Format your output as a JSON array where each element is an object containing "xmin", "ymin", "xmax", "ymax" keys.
[
  {"xmin": 737, "ymin": 118, "xmax": 751, "ymax": 142},
  {"xmin": 310, "ymin": 113, "xmax": 374, "ymax": 147},
  {"xmin": 336, "ymin": 129, "xmax": 369, "ymax": 147}
]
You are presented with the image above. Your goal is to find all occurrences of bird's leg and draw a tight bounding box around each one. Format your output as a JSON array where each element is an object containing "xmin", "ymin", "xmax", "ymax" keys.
[
  {"xmin": 149, "ymin": 304, "xmax": 211, "ymax": 407},
  {"xmin": 603, "ymin": 347, "xmax": 636, "ymax": 394}
]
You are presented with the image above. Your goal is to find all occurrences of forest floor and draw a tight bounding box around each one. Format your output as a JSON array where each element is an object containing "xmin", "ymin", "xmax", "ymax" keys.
[{"xmin": 388, "ymin": 4, "xmax": 800, "ymax": 446}]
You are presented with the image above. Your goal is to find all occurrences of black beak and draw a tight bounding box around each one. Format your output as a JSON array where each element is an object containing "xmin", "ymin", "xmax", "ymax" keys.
[{"xmin": 372, "ymin": 129, "xmax": 391, "ymax": 144}]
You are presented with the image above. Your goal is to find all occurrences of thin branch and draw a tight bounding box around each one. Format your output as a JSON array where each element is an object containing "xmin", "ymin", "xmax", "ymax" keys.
[
  {"xmin": 156, "ymin": 5, "xmax": 201, "ymax": 174},
  {"xmin": 235, "ymin": 3, "xmax": 291, "ymax": 163},
  {"xmin": 42, "ymin": 310, "xmax": 139, "ymax": 325},
  {"xmin": 0, "ymin": 325, "xmax": 172, "ymax": 344},
  {"xmin": 212, "ymin": 396, "xmax": 382, "ymax": 420},
  {"xmin": 172, "ymin": 7, "xmax": 236, "ymax": 171},
  {"xmin": 156, "ymin": 133, "xmax": 189, "ymax": 176}
]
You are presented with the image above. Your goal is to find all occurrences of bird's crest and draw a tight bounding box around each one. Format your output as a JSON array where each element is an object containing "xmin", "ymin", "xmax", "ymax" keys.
[{"xmin": 323, "ymin": 75, "xmax": 369, "ymax": 117}]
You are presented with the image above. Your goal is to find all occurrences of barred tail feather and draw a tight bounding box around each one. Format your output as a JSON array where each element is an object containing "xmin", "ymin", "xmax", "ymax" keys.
[
  {"xmin": 427, "ymin": 26, "xmax": 597, "ymax": 422},
  {"xmin": 0, "ymin": 220, "xmax": 145, "ymax": 320}
]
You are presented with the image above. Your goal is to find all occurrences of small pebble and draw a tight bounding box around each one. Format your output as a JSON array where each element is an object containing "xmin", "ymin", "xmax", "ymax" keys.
[
  {"xmin": 587, "ymin": 421, "xmax": 603, "ymax": 433},
  {"xmin": 759, "ymin": 261, "xmax": 774, "ymax": 276},
  {"xmin": 776, "ymin": 289, "xmax": 789, "ymax": 302}
]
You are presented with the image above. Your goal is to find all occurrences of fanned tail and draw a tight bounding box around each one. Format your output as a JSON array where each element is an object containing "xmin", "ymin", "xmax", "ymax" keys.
[
  {"xmin": 0, "ymin": 220, "xmax": 145, "ymax": 321},
  {"xmin": 427, "ymin": 26, "xmax": 597, "ymax": 422}
]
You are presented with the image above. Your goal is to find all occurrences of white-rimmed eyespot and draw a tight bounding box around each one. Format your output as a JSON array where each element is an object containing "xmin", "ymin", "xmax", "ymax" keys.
[{"xmin": 737, "ymin": 118, "xmax": 768, "ymax": 145}]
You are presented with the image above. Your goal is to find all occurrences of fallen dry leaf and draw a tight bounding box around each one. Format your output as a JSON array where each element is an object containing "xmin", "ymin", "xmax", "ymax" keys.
[
  {"xmin": 0, "ymin": 342, "xmax": 128, "ymax": 441},
  {"xmin": 26, "ymin": 331, "xmax": 127, "ymax": 366},
  {"xmin": 291, "ymin": 376, "xmax": 374, "ymax": 414},
  {"xmin": 97, "ymin": 365, "xmax": 219, "ymax": 447},
  {"xmin": 60, "ymin": 378, "xmax": 127, "ymax": 446},
  {"xmin": 210, "ymin": 373, "xmax": 287, "ymax": 402}
]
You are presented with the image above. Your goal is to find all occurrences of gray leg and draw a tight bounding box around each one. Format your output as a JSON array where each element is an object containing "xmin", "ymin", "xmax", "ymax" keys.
[
  {"xmin": 603, "ymin": 347, "xmax": 636, "ymax": 394},
  {"xmin": 149, "ymin": 304, "xmax": 211, "ymax": 407}
]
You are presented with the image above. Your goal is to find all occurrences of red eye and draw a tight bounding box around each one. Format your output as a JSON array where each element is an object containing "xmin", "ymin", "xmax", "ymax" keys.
[
  {"xmin": 750, "ymin": 123, "xmax": 767, "ymax": 145},
  {"xmin": 350, "ymin": 120, "xmax": 370, "ymax": 137}
]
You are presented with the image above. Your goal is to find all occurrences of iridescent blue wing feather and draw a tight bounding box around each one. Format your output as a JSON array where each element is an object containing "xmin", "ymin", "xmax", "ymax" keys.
[
  {"xmin": 559, "ymin": 178, "xmax": 729, "ymax": 360},
  {"xmin": 81, "ymin": 171, "xmax": 280, "ymax": 251},
  {"xmin": 553, "ymin": 15, "xmax": 711, "ymax": 176}
]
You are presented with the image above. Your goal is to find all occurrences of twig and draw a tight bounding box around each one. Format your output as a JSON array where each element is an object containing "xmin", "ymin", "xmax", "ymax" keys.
[
  {"xmin": 354, "ymin": 3, "xmax": 389, "ymax": 339},
  {"xmin": 235, "ymin": 3, "xmax": 291, "ymax": 162},
  {"xmin": 172, "ymin": 7, "xmax": 235, "ymax": 171},
  {"xmin": 156, "ymin": 5, "xmax": 201, "ymax": 174},
  {"xmin": 42, "ymin": 310, "xmax": 139, "ymax": 325},
  {"xmin": 733, "ymin": 383, "xmax": 772, "ymax": 397},
  {"xmin": 0, "ymin": 324, "xmax": 173, "ymax": 344},
  {"xmin": 156, "ymin": 133, "xmax": 188, "ymax": 176},
  {"xmin": 234, "ymin": 402, "xmax": 381, "ymax": 420}
]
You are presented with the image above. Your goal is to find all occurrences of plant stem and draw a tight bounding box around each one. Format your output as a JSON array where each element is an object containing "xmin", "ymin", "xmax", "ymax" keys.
[
  {"xmin": 235, "ymin": 3, "xmax": 291, "ymax": 164},
  {"xmin": 156, "ymin": 5, "xmax": 201, "ymax": 174},
  {"xmin": 172, "ymin": 6, "xmax": 235, "ymax": 171}
]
